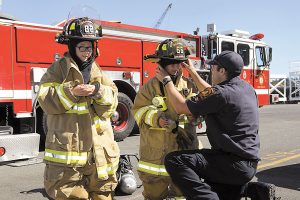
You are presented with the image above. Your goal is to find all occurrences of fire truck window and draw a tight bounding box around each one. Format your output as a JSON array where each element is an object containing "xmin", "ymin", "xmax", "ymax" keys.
[
  {"xmin": 221, "ymin": 41, "xmax": 234, "ymax": 52},
  {"xmin": 201, "ymin": 36, "xmax": 208, "ymax": 57},
  {"xmin": 237, "ymin": 43, "xmax": 250, "ymax": 66},
  {"xmin": 208, "ymin": 39, "xmax": 217, "ymax": 59},
  {"xmin": 255, "ymin": 46, "xmax": 266, "ymax": 67}
]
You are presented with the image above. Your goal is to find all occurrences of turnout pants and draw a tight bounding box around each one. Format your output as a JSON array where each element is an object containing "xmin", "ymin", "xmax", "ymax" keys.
[
  {"xmin": 164, "ymin": 149, "xmax": 257, "ymax": 200},
  {"xmin": 143, "ymin": 179, "xmax": 183, "ymax": 200},
  {"xmin": 44, "ymin": 154, "xmax": 117, "ymax": 200},
  {"xmin": 139, "ymin": 175, "xmax": 184, "ymax": 200}
]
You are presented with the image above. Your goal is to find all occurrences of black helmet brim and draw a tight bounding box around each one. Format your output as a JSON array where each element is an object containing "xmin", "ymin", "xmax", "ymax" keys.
[
  {"xmin": 67, "ymin": 35, "xmax": 102, "ymax": 41},
  {"xmin": 144, "ymin": 54, "xmax": 187, "ymax": 63}
]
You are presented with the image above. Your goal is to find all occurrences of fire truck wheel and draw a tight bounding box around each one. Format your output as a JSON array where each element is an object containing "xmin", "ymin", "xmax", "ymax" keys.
[{"xmin": 113, "ymin": 92, "xmax": 135, "ymax": 142}]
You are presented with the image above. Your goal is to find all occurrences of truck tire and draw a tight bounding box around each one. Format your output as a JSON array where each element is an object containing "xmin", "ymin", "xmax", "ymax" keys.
[{"xmin": 113, "ymin": 92, "xmax": 135, "ymax": 141}]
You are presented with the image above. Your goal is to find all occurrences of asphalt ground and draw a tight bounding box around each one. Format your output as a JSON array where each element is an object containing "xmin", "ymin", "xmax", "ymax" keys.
[{"xmin": 0, "ymin": 104, "xmax": 299, "ymax": 199}]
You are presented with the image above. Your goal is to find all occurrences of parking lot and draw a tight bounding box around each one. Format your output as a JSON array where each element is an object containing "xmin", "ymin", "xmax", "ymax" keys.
[{"xmin": 0, "ymin": 104, "xmax": 300, "ymax": 200}]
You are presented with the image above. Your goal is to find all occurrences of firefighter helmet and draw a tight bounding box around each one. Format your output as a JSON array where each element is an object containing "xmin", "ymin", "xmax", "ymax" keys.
[
  {"xmin": 56, "ymin": 17, "xmax": 102, "ymax": 44},
  {"xmin": 144, "ymin": 38, "xmax": 190, "ymax": 63}
]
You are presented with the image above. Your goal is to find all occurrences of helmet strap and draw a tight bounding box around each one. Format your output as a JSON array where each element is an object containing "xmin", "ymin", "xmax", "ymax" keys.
[
  {"xmin": 158, "ymin": 59, "xmax": 182, "ymax": 68},
  {"xmin": 95, "ymin": 41, "xmax": 99, "ymax": 58}
]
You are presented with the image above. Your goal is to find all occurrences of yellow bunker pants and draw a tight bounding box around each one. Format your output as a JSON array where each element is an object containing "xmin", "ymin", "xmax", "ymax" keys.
[
  {"xmin": 44, "ymin": 161, "xmax": 117, "ymax": 200},
  {"xmin": 142, "ymin": 179, "xmax": 184, "ymax": 200}
]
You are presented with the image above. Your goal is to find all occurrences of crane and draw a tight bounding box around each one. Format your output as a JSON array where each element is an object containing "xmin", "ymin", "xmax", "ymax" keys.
[{"xmin": 153, "ymin": 3, "xmax": 172, "ymax": 29}]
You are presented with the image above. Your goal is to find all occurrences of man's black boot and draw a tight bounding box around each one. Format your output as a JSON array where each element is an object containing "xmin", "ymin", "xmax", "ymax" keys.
[{"xmin": 244, "ymin": 181, "xmax": 279, "ymax": 200}]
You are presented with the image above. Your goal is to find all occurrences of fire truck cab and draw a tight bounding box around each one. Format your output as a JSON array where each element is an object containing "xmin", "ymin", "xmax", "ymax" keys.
[{"xmin": 201, "ymin": 24, "xmax": 272, "ymax": 106}]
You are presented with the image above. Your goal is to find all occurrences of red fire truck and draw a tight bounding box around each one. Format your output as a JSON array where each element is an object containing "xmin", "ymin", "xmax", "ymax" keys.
[
  {"xmin": 0, "ymin": 16, "xmax": 272, "ymax": 162},
  {"xmin": 0, "ymin": 16, "xmax": 201, "ymax": 162}
]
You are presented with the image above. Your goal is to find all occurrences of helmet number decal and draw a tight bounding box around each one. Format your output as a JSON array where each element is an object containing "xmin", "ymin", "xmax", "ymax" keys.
[
  {"xmin": 176, "ymin": 47, "xmax": 184, "ymax": 54},
  {"xmin": 84, "ymin": 25, "xmax": 94, "ymax": 34}
]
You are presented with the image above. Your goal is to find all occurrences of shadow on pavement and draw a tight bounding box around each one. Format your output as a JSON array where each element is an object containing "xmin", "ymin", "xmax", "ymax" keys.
[
  {"xmin": 20, "ymin": 188, "xmax": 51, "ymax": 198},
  {"xmin": 256, "ymin": 163, "xmax": 300, "ymax": 191}
]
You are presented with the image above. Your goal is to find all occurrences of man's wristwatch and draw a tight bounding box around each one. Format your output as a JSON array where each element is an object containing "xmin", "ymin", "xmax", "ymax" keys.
[{"xmin": 162, "ymin": 76, "xmax": 172, "ymax": 86}]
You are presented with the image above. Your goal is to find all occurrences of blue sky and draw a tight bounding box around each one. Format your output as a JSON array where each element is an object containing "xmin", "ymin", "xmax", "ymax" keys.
[{"xmin": 1, "ymin": 0, "xmax": 300, "ymax": 75}]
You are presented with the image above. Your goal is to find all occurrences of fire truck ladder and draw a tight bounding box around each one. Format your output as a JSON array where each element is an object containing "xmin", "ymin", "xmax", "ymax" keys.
[{"xmin": 153, "ymin": 3, "xmax": 172, "ymax": 29}]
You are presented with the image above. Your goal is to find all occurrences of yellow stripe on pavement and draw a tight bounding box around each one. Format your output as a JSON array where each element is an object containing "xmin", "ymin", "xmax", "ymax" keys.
[{"xmin": 258, "ymin": 153, "xmax": 300, "ymax": 170}]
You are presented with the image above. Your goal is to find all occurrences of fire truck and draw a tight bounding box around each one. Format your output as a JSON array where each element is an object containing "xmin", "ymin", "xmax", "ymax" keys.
[
  {"xmin": 201, "ymin": 24, "xmax": 272, "ymax": 106},
  {"xmin": 0, "ymin": 16, "xmax": 201, "ymax": 162},
  {"xmin": 0, "ymin": 16, "xmax": 272, "ymax": 162}
]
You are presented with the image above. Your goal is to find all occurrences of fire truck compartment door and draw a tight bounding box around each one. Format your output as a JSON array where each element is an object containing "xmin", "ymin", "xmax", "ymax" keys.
[
  {"xmin": 0, "ymin": 24, "xmax": 13, "ymax": 98},
  {"xmin": 15, "ymin": 27, "xmax": 66, "ymax": 63},
  {"xmin": 142, "ymin": 41, "xmax": 157, "ymax": 84},
  {"xmin": 97, "ymin": 38, "xmax": 142, "ymax": 69}
]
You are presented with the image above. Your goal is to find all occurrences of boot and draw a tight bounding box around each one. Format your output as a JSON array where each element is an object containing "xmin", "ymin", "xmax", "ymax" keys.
[{"xmin": 244, "ymin": 181, "xmax": 280, "ymax": 200}]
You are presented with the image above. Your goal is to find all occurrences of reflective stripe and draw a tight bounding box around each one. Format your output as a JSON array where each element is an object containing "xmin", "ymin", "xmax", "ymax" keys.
[
  {"xmin": 44, "ymin": 149, "xmax": 88, "ymax": 165},
  {"xmin": 137, "ymin": 161, "xmax": 169, "ymax": 176},
  {"xmin": 41, "ymin": 82, "xmax": 60, "ymax": 87},
  {"xmin": 95, "ymin": 87, "xmax": 113, "ymax": 105},
  {"xmin": 145, "ymin": 108, "xmax": 159, "ymax": 126},
  {"xmin": 38, "ymin": 82, "xmax": 60, "ymax": 97},
  {"xmin": 175, "ymin": 197, "xmax": 186, "ymax": 200},
  {"xmin": 97, "ymin": 158, "xmax": 119, "ymax": 178},
  {"xmin": 134, "ymin": 105, "xmax": 155, "ymax": 126},
  {"xmin": 66, "ymin": 102, "xmax": 89, "ymax": 115},
  {"xmin": 149, "ymin": 127, "xmax": 166, "ymax": 130},
  {"xmin": 56, "ymin": 85, "xmax": 75, "ymax": 110}
]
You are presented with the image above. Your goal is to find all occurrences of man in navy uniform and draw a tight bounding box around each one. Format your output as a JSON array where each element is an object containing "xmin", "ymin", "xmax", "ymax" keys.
[{"xmin": 155, "ymin": 51, "xmax": 279, "ymax": 200}]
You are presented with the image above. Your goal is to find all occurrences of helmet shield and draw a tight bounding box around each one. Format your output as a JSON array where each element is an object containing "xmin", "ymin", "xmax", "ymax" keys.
[{"xmin": 56, "ymin": 5, "xmax": 102, "ymax": 44}]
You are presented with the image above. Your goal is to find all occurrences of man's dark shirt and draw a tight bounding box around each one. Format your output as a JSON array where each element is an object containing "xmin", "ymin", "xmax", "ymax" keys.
[{"xmin": 186, "ymin": 76, "xmax": 260, "ymax": 160}]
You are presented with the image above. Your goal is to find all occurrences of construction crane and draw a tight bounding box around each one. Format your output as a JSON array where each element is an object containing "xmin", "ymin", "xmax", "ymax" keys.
[{"xmin": 153, "ymin": 3, "xmax": 172, "ymax": 29}]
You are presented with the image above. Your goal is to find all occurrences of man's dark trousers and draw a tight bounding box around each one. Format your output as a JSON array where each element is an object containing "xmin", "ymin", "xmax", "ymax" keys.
[{"xmin": 164, "ymin": 149, "xmax": 257, "ymax": 200}]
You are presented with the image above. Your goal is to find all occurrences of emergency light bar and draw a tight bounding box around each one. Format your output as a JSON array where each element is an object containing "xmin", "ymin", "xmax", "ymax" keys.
[{"xmin": 249, "ymin": 33, "xmax": 264, "ymax": 40}]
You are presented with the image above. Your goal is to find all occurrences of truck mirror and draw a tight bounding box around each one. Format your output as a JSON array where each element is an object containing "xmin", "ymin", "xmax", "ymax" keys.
[
  {"xmin": 268, "ymin": 47, "xmax": 272, "ymax": 63},
  {"xmin": 266, "ymin": 46, "xmax": 272, "ymax": 65}
]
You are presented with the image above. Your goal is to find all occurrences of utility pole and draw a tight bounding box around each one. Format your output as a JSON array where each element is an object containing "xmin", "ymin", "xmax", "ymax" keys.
[{"xmin": 153, "ymin": 3, "xmax": 172, "ymax": 29}]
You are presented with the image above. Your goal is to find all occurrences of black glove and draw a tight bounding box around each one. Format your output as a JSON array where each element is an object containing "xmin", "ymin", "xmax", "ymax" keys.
[{"xmin": 176, "ymin": 127, "xmax": 198, "ymax": 150}]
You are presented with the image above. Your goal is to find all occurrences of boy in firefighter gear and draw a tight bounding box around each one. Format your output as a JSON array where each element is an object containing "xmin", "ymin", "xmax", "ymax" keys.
[
  {"xmin": 132, "ymin": 38, "xmax": 201, "ymax": 200},
  {"xmin": 38, "ymin": 17, "xmax": 119, "ymax": 200}
]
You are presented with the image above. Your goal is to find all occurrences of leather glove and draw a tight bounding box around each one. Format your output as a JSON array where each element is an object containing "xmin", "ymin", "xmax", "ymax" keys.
[{"xmin": 176, "ymin": 127, "xmax": 198, "ymax": 150}]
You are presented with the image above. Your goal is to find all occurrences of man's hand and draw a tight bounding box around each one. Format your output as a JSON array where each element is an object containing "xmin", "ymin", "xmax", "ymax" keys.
[
  {"xmin": 72, "ymin": 84, "xmax": 95, "ymax": 96},
  {"xmin": 181, "ymin": 59, "xmax": 195, "ymax": 71},
  {"xmin": 182, "ymin": 59, "xmax": 211, "ymax": 91},
  {"xmin": 155, "ymin": 66, "xmax": 169, "ymax": 82}
]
